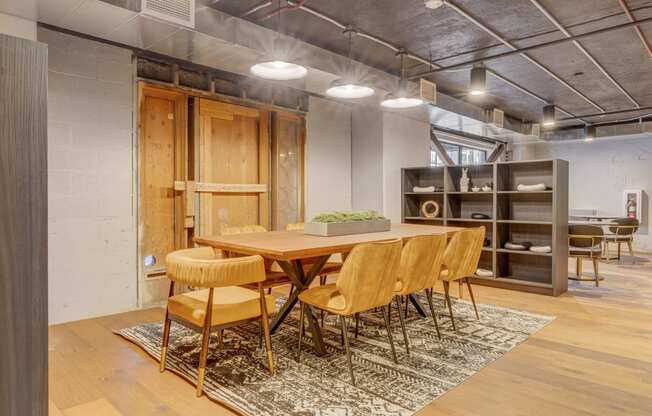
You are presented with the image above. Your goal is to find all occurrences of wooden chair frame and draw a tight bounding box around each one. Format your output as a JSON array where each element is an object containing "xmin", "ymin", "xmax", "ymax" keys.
[
  {"xmin": 603, "ymin": 225, "xmax": 638, "ymax": 261},
  {"xmin": 160, "ymin": 280, "xmax": 274, "ymax": 397},
  {"xmin": 568, "ymin": 234, "xmax": 603, "ymax": 287}
]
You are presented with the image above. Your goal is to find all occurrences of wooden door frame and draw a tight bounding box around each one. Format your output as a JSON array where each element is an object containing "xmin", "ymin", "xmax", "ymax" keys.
[{"xmin": 136, "ymin": 82, "xmax": 188, "ymax": 288}]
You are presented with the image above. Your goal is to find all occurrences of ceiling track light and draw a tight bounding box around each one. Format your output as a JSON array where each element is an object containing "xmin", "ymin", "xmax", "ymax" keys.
[
  {"xmin": 250, "ymin": 0, "xmax": 307, "ymax": 81},
  {"xmin": 542, "ymin": 104, "xmax": 556, "ymax": 127},
  {"xmin": 469, "ymin": 63, "xmax": 487, "ymax": 96},
  {"xmin": 584, "ymin": 125, "xmax": 596, "ymax": 141},
  {"xmin": 326, "ymin": 27, "xmax": 375, "ymax": 99},
  {"xmin": 381, "ymin": 48, "xmax": 424, "ymax": 109}
]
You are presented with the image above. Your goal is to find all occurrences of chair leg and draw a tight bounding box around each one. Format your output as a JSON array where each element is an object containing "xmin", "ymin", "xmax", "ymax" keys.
[
  {"xmin": 319, "ymin": 276, "xmax": 326, "ymax": 327},
  {"xmin": 160, "ymin": 311, "xmax": 171, "ymax": 373},
  {"xmin": 627, "ymin": 241, "xmax": 634, "ymax": 257},
  {"xmin": 160, "ymin": 281, "xmax": 175, "ymax": 373},
  {"xmin": 458, "ymin": 280, "xmax": 464, "ymax": 299},
  {"xmin": 592, "ymin": 258, "xmax": 600, "ymax": 287},
  {"xmin": 382, "ymin": 305, "xmax": 398, "ymax": 364},
  {"xmin": 196, "ymin": 289, "xmax": 214, "ymax": 397},
  {"xmin": 297, "ymin": 301, "xmax": 305, "ymax": 363},
  {"xmin": 354, "ymin": 312, "xmax": 360, "ymax": 339},
  {"xmin": 259, "ymin": 285, "xmax": 274, "ymax": 375},
  {"xmin": 395, "ymin": 297, "xmax": 410, "ymax": 356},
  {"xmin": 442, "ymin": 281, "xmax": 456, "ymax": 331},
  {"xmin": 340, "ymin": 315, "xmax": 356, "ymax": 386},
  {"xmin": 617, "ymin": 242, "xmax": 621, "ymax": 260},
  {"xmin": 425, "ymin": 289, "xmax": 441, "ymax": 340},
  {"xmin": 465, "ymin": 277, "xmax": 480, "ymax": 320}
]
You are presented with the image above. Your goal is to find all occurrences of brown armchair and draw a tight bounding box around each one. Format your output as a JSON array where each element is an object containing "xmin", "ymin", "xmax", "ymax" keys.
[
  {"xmin": 604, "ymin": 217, "xmax": 639, "ymax": 261},
  {"xmin": 568, "ymin": 224, "xmax": 604, "ymax": 286}
]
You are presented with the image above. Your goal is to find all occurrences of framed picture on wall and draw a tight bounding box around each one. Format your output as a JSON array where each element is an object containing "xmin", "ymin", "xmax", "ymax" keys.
[{"xmin": 623, "ymin": 189, "xmax": 642, "ymax": 221}]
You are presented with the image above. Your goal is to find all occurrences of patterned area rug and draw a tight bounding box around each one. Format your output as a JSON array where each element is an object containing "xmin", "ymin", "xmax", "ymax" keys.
[{"xmin": 116, "ymin": 293, "xmax": 553, "ymax": 415}]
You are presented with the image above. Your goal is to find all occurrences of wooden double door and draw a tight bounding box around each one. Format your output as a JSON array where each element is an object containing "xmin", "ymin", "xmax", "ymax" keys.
[{"xmin": 138, "ymin": 84, "xmax": 304, "ymax": 282}]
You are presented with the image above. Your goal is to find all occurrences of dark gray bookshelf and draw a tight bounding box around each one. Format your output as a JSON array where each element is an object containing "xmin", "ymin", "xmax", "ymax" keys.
[{"xmin": 401, "ymin": 159, "xmax": 568, "ymax": 296}]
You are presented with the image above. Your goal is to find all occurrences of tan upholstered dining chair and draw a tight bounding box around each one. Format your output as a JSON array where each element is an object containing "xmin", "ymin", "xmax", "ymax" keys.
[
  {"xmin": 568, "ymin": 224, "xmax": 603, "ymax": 286},
  {"xmin": 161, "ymin": 247, "xmax": 276, "ymax": 397},
  {"xmin": 438, "ymin": 227, "xmax": 485, "ymax": 331},
  {"xmin": 392, "ymin": 234, "xmax": 448, "ymax": 354},
  {"xmin": 297, "ymin": 239, "xmax": 402, "ymax": 386}
]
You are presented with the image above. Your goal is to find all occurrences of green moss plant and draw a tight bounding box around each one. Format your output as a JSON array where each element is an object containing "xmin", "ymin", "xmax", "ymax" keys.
[{"xmin": 310, "ymin": 210, "xmax": 386, "ymax": 223}]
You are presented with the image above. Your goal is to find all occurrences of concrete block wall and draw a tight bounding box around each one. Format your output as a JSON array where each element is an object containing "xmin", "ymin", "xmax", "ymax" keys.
[{"xmin": 41, "ymin": 27, "xmax": 138, "ymax": 324}]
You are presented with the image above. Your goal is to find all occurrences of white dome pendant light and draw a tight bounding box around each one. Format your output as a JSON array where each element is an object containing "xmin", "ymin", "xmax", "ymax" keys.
[
  {"xmin": 250, "ymin": 1, "xmax": 307, "ymax": 81},
  {"xmin": 381, "ymin": 49, "xmax": 424, "ymax": 109},
  {"xmin": 326, "ymin": 27, "xmax": 375, "ymax": 99}
]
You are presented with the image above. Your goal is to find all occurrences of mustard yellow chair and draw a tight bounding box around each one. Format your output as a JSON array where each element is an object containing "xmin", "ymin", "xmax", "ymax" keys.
[
  {"xmin": 438, "ymin": 227, "xmax": 485, "ymax": 331},
  {"xmin": 285, "ymin": 222, "xmax": 305, "ymax": 231},
  {"xmin": 297, "ymin": 239, "xmax": 402, "ymax": 386},
  {"xmin": 161, "ymin": 247, "xmax": 276, "ymax": 397},
  {"xmin": 393, "ymin": 234, "xmax": 447, "ymax": 353}
]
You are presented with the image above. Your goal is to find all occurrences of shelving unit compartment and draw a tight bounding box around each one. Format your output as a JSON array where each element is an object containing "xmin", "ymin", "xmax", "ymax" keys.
[
  {"xmin": 446, "ymin": 164, "xmax": 494, "ymax": 192},
  {"xmin": 403, "ymin": 167, "xmax": 445, "ymax": 192},
  {"xmin": 478, "ymin": 250, "xmax": 494, "ymax": 275},
  {"xmin": 497, "ymin": 222, "xmax": 552, "ymax": 250},
  {"xmin": 446, "ymin": 192, "xmax": 493, "ymax": 220},
  {"xmin": 497, "ymin": 192, "xmax": 552, "ymax": 222},
  {"xmin": 497, "ymin": 252, "xmax": 552, "ymax": 284},
  {"xmin": 403, "ymin": 193, "xmax": 445, "ymax": 220},
  {"xmin": 497, "ymin": 160, "xmax": 553, "ymax": 192}
]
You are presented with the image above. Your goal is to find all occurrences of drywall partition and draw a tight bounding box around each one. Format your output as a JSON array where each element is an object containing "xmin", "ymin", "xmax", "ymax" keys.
[
  {"xmin": 382, "ymin": 111, "xmax": 431, "ymax": 222},
  {"xmin": 41, "ymin": 28, "xmax": 138, "ymax": 324},
  {"xmin": 511, "ymin": 136, "xmax": 652, "ymax": 252},
  {"xmin": 305, "ymin": 97, "xmax": 352, "ymax": 219},
  {"xmin": 352, "ymin": 106, "xmax": 383, "ymax": 212}
]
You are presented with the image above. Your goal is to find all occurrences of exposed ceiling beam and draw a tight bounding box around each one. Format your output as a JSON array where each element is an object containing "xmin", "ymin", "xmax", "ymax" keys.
[
  {"xmin": 283, "ymin": 0, "xmax": 579, "ymax": 120},
  {"xmin": 408, "ymin": 16, "xmax": 652, "ymax": 77},
  {"xmin": 442, "ymin": 0, "xmax": 606, "ymax": 113},
  {"xmin": 486, "ymin": 143, "xmax": 506, "ymax": 163},
  {"xmin": 557, "ymin": 105, "xmax": 652, "ymax": 121},
  {"xmin": 529, "ymin": 0, "xmax": 640, "ymax": 108},
  {"xmin": 618, "ymin": 0, "xmax": 652, "ymax": 59}
]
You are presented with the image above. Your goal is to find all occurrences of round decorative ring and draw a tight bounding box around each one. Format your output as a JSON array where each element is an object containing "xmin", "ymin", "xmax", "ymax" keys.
[{"xmin": 421, "ymin": 200, "xmax": 440, "ymax": 218}]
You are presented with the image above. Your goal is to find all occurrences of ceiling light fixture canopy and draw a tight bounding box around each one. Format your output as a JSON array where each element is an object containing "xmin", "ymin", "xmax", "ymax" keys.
[
  {"xmin": 249, "ymin": 1, "xmax": 307, "ymax": 81},
  {"xmin": 542, "ymin": 104, "xmax": 556, "ymax": 127},
  {"xmin": 469, "ymin": 63, "xmax": 487, "ymax": 96},
  {"xmin": 326, "ymin": 26, "xmax": 375, "ymax": 99},
  {"xmin": 381, "ymin": 49, "xmax": 424, "ymax": 109}
]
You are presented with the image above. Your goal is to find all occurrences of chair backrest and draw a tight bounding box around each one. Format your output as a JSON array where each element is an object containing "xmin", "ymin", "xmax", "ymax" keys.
[
  {"xmin": 166, "ymin": 247, "xmax": 266, "ymax": 288},
  {"xmin": 285, "ymin": 222, "xmax": 305, "ymax": 231},
  {"xmin": 609, "ymin": 217, "xmax": 639, "ymax": 235},
  {"xmin": 396, "ymin": 234, "xmax": 447, "ymax": 295},
  {"xmin": 442, "ymin": 227, "xmax": 485, "ymax": 280},
  {"xmin": 221, "ymin": 224, "xmax": 267, "ymax": 235},
  {"xmin": 336, "ymin": 239, "xmax": 402, "ymax": 315},
  {"xmin": 569, "ymin": 224, "xmax": 603, "ymax": 248}
]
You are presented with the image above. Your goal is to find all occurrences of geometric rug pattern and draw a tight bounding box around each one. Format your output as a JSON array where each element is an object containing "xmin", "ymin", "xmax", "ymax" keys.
[{"xmin": 116, "ymin": 293, "xmax": 553, "ymax": 416}]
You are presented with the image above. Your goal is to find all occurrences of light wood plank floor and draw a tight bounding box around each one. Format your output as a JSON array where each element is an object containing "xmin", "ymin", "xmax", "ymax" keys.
[{"xmin": 49, "ymin": 255, "xmax": 652, "ymax": 415}]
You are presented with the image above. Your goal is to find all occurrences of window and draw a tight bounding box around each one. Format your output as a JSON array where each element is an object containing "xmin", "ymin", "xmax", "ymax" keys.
[{"xmin": 431, "ymin": 141, "xmax": 486, "ymax": 166}]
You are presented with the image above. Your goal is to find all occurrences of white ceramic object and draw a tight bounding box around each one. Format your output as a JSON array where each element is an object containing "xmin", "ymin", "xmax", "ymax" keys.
[
  {"xmin": 304, "ymin": 219, "xmax": 391, "ymax": 237},
  {"xmin": 475, "ymin": 268, "xmax": 494, "ymax": 277},
  {"xmin": 530, "ymin": 245, "xmax": 552, "ymax": 253},
  {"xmin": 471, "ymin": 186, "xmax": 480, "ymax": 192},
  {"xmin": 517, "ymin": 183, "xmax": 547, "ymax": 192},
  {"xmin": 413, "ymin": 186, "xmax": 435, "ymax": 193},
  {"xmin": 481, "ymin": 185, "xmax": 492, "ymax": 192},
  {"xmin": 460, "ymin": 168, "xmax": 469, "ymax": 192},
  {"xmin": 420, "ymin": 200, "xmax": 440, "ymax": 218}
]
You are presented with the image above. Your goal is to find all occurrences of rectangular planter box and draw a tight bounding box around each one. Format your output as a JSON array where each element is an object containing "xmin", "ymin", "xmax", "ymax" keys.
[{"xmin": 304, "ymin": 219, "xmax": 391, "ymax": 237}]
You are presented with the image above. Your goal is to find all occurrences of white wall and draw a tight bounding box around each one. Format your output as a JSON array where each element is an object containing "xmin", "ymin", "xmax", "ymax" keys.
[
  {"xmin": 511, "ymin": 136, "xmax": 652, "ymax": 252},
  {"xmin": 41, "ymin": 28, "xmax": 138, "ymax": 324},
  {"xmin": 351, "ymin": 107, "xmax": 383, "ymax": 212},
  {"xmin": 382, "ymin": 111, "xmax": 431, "ymax": 222},
  {"xmin": 305, "ymin": 97, "xmax": 352, "ymax": 219},
  {"xmin": 0, "ymin": 12, "xmax": 36, "ymax": 40}
]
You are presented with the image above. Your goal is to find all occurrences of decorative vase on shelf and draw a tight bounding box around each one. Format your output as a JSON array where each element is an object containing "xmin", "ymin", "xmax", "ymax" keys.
[{"xmin": 460, "ymin": 168, "xmax": 470, "ymax": 192}]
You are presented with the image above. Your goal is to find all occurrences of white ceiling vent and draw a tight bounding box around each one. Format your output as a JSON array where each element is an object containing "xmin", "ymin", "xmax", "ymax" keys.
[
  {"xmin": 141, "ymin": 0, "xmax": 195, "ymax": 28},
  {"xmin": 419, "ymin": 79, "xmax": 437, "ymax": 105}
]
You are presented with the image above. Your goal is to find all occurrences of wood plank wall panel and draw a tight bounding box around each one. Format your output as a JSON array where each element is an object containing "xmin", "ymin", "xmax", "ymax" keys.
[
  {"xmin": 198, "ymin": 99, "xmax": 268, "ymax": 234},
  {"xmin": 0, "ymin": 34, "xmax": 48, "ymax": 416}
]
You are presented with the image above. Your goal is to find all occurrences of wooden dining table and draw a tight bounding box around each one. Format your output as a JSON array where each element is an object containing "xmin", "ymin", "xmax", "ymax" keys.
[{"xmin": 195, "ymin": 223, "xmax": 462, "ymax": 355}]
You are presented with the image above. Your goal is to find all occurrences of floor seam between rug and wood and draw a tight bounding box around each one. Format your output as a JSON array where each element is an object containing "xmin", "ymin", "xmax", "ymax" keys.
[{"xmin": 116, "ymin": 293, "xmax": 554, "ymax": 416}]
